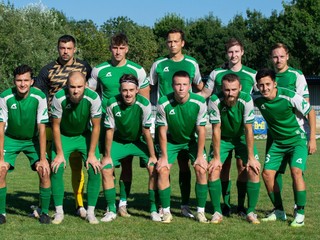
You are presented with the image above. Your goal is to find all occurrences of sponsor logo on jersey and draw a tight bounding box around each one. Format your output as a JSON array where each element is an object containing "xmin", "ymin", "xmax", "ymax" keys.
[
  {"xmin": 10, "ymin": 103, "xmax": 17, "ymax": 109},
  {"xmin": 169, "ymin": 109, "xmax": 175, "ymax": 115},
  {"xmin": 106, "ymin": 72, "xmax": 112, "ymax": 77},
  {"xmin": 296, "ymin": 158, "xmax": 302, "ymax": 164},
  {"xmin": 115, "ymin": 111, "xmax": 121, "ymax": 117},
  {"xmin": 163, "ymin": 66, "xmax": 169, "ymax": 72},
  {"xmin": 260, "ymin": 104, "xmax": 266, "ymax": 110}
]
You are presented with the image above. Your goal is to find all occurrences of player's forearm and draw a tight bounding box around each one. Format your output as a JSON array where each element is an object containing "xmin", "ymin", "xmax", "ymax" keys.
[
  {"xmin": 307, "ymin": 108, "xmax": 317, "ymax": 140},
  {"xmin": 212, "ymin": 124, "xmax": 221, "ymax": 159},
  {"xmin": 104, "ymin": 128, "xmax": 114, "ymax": 157},
  {"xmin": 158, "ymin": 126, "xmax": 168, "ymax": 158},
  {"xmin": 196, "ymin": 125, "xmax": 206, "ymax": 158},
  {"xmin": 143, "ymin": 128, "xmax": 156, "ymax": 158},
  {"xmin": 38, "ymin": 123, "xmax": 47, "ymax": 160},
  {"xmin": 139, "ymin": 86, "xmax": 150, "ymax": 100},
  {"xmin": 52, "ymin": 121, "xmax": 63, "ymax": 156},
  {"xmin": 0, "ymin": 123, "xmax": 5, "ymax": 161},
  {"xmin": 88, "ymin": 119, "xmax": 101, "ymax": 156},
  {"xmin": 245, "ymin": 124, "xmax": 255, "ymax": 159}
]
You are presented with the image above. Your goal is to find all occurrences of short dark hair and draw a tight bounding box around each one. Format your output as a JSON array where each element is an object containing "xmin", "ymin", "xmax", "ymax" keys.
[
  {"xmin": 111, "ymin": 33, "xmax": 128, "ymax": 46},
  {"xmin": 119, "ymin": 74, "xmax": 138, "ymax": 86},
  {"xmin": 226, "ymin": 38, "xmax": 244, "ymax": 51},
  {"xmin": 13, "ymin": 65, "xmax": 33, "ymax": 78},
  {"xmin": 172, "ymin": 70, "xmax": 190, "ymax": 84},
  {"xmin": 271, "ymin": 43, "xmax": 289, "ymax": 54},
  {"xmin": 256, "ymin": 68, "xmax": 276, "ymax": 83},
  {"xmin": 58, "ymin": 35, "xmax": 76, "ymax": 46},
  {"xmin": 222, "ymin": 73, "xmax": 240, "ymax": 84},
  {"xmin": 167, "ymin": 28, "xmax": 185, "ymax": 41}
]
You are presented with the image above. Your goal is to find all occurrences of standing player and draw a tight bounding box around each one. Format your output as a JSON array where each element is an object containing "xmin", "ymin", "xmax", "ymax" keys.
[
  {"xmin": 50, "ymin": 72, "xmax": 101, "ymax": 224},
  {"xmin": 267, "ymin": 43, "xmax": 317, "ymax": 215},
  {"xmin": 150, "ymin": 28, "xmax": 203, "ymax": 218},
  {"xmin": 200, "ymin": 38, "xmax": 257, "ymax": 216},
  {"xmin": 100, "ymin": 74, "xmax": 160, "ymax": 222},
  {"xmin": 0, "ymin": 65, "xmax": 51, "ymax": 224},
  {"xmin": 88, "ymin": 33, "xmax": 149, "ymax": 217},
  {"xmin": 34, "ymin": 35, "xmax": 91, "ymax": 218},
  {"xmin": 207, "ymin": 73, "xmax": 260, "ymax": 224},
  {"xmin": 253, "ymin": 68, "xmax": 316, "ymax": 227},
  {"xmin": 156, "ymin": 71, "xmax": 208, "ymax": 223}
]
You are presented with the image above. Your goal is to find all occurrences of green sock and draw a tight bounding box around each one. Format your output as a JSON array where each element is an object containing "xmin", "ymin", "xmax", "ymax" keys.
[
  {"xmin": 104, "ymin": 188, "xmax": 116, "ymax": 213},
  {"xmin": 0, "ymin": 187, "xmax": 7, "ymax": 214},
  {"xmin": 294, "ymin": 190, "xmax": 306, "ymax": 215},
  {"xmin": 119, "ymin": 180, "xmax": 131, "ymax": 201},
  {"xmin": 221, "ymin": 180, "xmax": 231, "ymax": 208},
  {"xmin": 275, "ymin": 173, "xmax": 283, "ymax": 192},
  {"xmin": 179, "ymin": 170, "xmax": 191, "ymax": 206},
  {"xmin": 148, "ymin": 189, "xmax": 157, "ymax": 213},
  {"xmin": 208, "ymin": 180, "xmax": 222, "ymax": 213},
  {"xmin": 39, "ymin": 187, "xmax": 51, "ymax": 214},
  {"xmin": 159, "ymin": 187, "xmax": 171, "ymax": 208},
  {"xmin": 195, "ymin": 183, "xmax": 208, "ymax": 208},
  {"xmin": 237, "ymin": 181, "xmax": 247, "ymax": 209},
  {"xmin": 51, "ymin": 167, "xmax": 65, "ymax": 206},
  {"xmin": 87, "ymin": 166, "xmax": 101, "ymax": 207},
  {"xmin": 246, "ymin": 181, "xmax": 260, "ymax": 214},
  {"xmin": 268, "ymin": 191, "xmax": 284, "ymax": 210}
]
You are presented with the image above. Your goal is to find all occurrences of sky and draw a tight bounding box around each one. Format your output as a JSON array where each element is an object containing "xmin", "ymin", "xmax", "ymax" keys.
[{"xmin": 7, "ymin": 0, "xmax": 285, "ymax": 27}]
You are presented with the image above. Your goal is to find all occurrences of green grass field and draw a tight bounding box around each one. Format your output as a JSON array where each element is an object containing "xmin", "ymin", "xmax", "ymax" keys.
[{"xmin": 1, "ymin": 140, "xmax": 320, "ymax": 240}]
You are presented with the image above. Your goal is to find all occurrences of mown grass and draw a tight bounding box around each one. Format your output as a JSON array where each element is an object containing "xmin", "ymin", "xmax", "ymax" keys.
[{"xmin": 1, "ymin": 140, "xmax": 320, "ymax": 240}]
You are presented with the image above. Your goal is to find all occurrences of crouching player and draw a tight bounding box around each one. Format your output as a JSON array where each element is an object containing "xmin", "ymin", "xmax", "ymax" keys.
[
  {"xmin": 100, "ymin": 74, "xmax": 160, "ymax": 222},
  {"xmin": 0, "ymin": 65, "xmax": 51, "ymax": 224}
]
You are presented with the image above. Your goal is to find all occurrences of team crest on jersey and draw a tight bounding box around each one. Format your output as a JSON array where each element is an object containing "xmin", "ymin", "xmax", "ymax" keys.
[
  {"xmin": 115, "ymin": 112, "xmax": 121, "ymax": 117},
  {"xmin": 66, "ymin": 104, "xmax": 72, "ymax": 109},
  {"xmin": 169, "ymin": 109, "xmax": 175, "ymax": 115},
  {"xmin": 222, "ymin": 107, "xmax": 227, "ymax": 112},
  {"xmin": 163, "ymin": 67, "xmax": 169, "ymax": 72},
  {"xmin": 106, "ymin": 72, "xmax": 112, "ymax": 77},
  {"xmin": 10, "ymin": 103, "xmax": 17, "ymax": 109},
  {"xmin": 260, "ymin": 104, "xmax": 266, "ymax": 110}
]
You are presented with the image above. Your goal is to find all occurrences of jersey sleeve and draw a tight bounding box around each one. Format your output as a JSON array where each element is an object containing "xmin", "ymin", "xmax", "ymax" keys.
[
  {"xmin": 142, "ymin": 101, "xmax": 153, "ymax": 128},
  {"xmin": 37, "ymin": 96, "xmax": 49, "ymax": 124},
  {"xmin": 208, "ymin": 97, "xmax": 220, "ymax": 124},
  {"xmin": 243, "ymin": 97, "xmax": 255, "ymax": 124},
  {"xmin": 192, "ymin": 62, "xmax": 202, "ymax": 85},
  {"xmin": 295, "ymin": 73, "xmax": 309, "ymax": 99},
  {"xmin": 149, "ymin": 62, "xmax": 158, "ymax": 86},
  {"xmin": 90, "ymin": 95, "xmax": 102, "ymax": 118},
  {"xmin": 104, "ymin": 103, "xmax": 115, "ymax": 129},
  {"xmin": 137, "ymin": 67, "xmax": 149, "ymax": 89},
  {"xmin": 205, "ymin": 70, "xmax": 216, "ymax": 91},
  {"xmin": 87, "ymin": 67, "xmax": 99, "ymax": 90},
  {"xmin": 290, "ymin": 93, "xmax": 311, "ymax": 116},
  {"xmin": 0, "ymin": 97, "xmax": 8, "ymax": 123},
  {"xmin": 155, "ymin": 102, "xmax": 167, "ymax": 126},
  {"xmin": 196, "ymin": 101, "xmax": 208, "ymax": 126},
  {"xmin": 50, "ymin": 95, "xmax": 63, "ymax": 119}
]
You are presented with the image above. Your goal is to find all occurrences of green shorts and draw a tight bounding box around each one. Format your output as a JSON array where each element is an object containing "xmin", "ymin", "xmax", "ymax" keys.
[
  {"xmin": 4, "ymin": 135, "xmax": 41, "ymax": 171},
  {"xmin": 264, "ymin": 138, "xmax": 308, "ymax": 171},
  {"xmin": 165, "ymin": 139, "xmax": 207, "ymax": 165},
  {"xmin": 51, "ymin": 132, "xmax": 100, "ymax": 165},
  {"xmin": 103, "ymin": 139, "xmax": 150, "ymax": 169},
  {"xmin": 209, "ymin": 135, "xmax": 259, "ymax": 164}
]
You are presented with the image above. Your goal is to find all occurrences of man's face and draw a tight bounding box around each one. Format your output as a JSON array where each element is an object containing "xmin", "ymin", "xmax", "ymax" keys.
[
  {"xmin": 172, "ymin": 76, "xmax": 190, "ymax": 102},
  {"xmin": 110, "ymin": 44, "xmax": 128, "ymax": 63},
  {"xmin": 120, "ymin": 82, "xmax": 138, "ymax": 105},
  {"xmin": 14, "ymin": 72, "xmax": 33, "ymax": 98},
  {"xmin": 257, "ymin": 76, "xmax": 277, "ymax": 100},
  {"xmin": 222, "ymin": 80, "xmax": 241, "ymax": 107},
  {"xmin": 227, "ymin": 45, "xmax": 244, "ymax": 66},
  {"xmin": 166, "ymin": 33, "xmax": 185, "ymax": 55},
  {"xmin": 271, "ymin": 47, "xmax": 289, "ymax": 72},
  {"xmin": 68, "ymin": 73, "xmax": 85, "ymax": 103},
  {"xmin": 58, "ymin": 41, "xmax": 76, "ymax": 64}
]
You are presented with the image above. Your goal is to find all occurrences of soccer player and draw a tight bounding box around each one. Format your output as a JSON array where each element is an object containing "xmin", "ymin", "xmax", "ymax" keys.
[
  {"xmin": 100, "ymin": 74, "xmax": 160, "ymax": 222},
  {"xmin": 50, "ymin": 72, "xmax": 101, "ymax": 224},
  {"xmin": 268, "ymin": 43, "xmax": 317, "ymax": 214},
  {"xmin": 156, "ymin": 71, "xmax": 208, "ymax": 223},
  {"xmin": 207, "ymin": 73, "xmax": 261, "ymax": 224},
  {"xmin": 200, "ymin": 38, "xmax": 257, "ymax": 216},
  {"xmin": 0, "ymin": 65, "xmax": 51, "ymax": 224},
  {"xmin": 34, "ymin": 34, "xmax": 91, "ymax": 218},
  {"xmin": 88, "ymin": 33, "xmax": 149, "ymax": 217},
  {"xmin": 253, "ymin": 68, "xmax": 317, "ymax": 227},
  {"xmin": 149, "ymin": 28, "xmax": 203, "ymax": 218}
]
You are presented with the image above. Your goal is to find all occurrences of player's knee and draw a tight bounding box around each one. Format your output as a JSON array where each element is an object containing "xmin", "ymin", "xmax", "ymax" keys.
[
  {"xmin": 290, "ymin": 167, "xmax": 303, "ymax": 179},
  {"xmin": 158, "ymin": 167, "xmax": 170, "ymax": 177}
]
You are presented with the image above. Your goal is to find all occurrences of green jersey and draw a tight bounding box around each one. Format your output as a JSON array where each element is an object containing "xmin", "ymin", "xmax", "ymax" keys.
[
  {"xmin": 156, "ymin": 92, "xmax": 207, "ymax": 144},
  {"xmin": 276, "ymin": 67, "xmax": 309, "ymax": 99},
  {"xmin": 208, "ymin": 91, "xmax": 255, "ymax": 139},
  {"xmin": 150, "ymin": 55, "xmax": 202, "ymax": 98},
  {"xmin": 51, "ymin": 87, "xmax": 101, "ymax": 136},
  {"xmin": 205, "ymin": 65, "xmax": 257, "ymax": 94},
  {"xmin": 252, "ymin": 87, "xmax": 311, "ymax": 143},
  {"xmin": 88, "ymin": 60, "xmax": 149, "ymax": 112},
  {"xmin": 104, "ymin": 94, "xmax": 152, "ymax": 142},
  {"xmin": 0, "ymin": 87, "xmax": 48, "ymax": 140}
]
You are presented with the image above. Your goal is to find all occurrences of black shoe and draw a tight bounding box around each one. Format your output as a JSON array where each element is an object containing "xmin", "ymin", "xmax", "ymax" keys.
[
  {"xmin": 0, "ymin": 214, "xmax": 6, "ymax": 224},
  {"xmin": 222, "ymin": 205, "xmax": 231, "ymax": 217},
  {"xmin": 39, "ymin": 213, "xmax": 51, "ymax": 224}
]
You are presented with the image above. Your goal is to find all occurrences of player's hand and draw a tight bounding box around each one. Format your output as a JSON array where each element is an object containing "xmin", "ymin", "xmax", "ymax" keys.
[
  {"xmin": 308, "ymin": 139, "xmax": 317, "ymax": 155},
  {"xmin": 86, "ymin": 155, "xmax": 101, "ymax": 174},
  {"xmin": 51, "ymin": 154, "xmax": 66, "ymax": 173},
  {"xmin": 156, "ymin": 157, "xmax": 170, "ymax": 171},
  {"xmin": 0, "ymin": 161, "xmax": 9, "ymax": 177},
  {"xmin": 193, "ymin": 155, "xmax": 208, "ymax": 170},
  {"xmin": 246, "ymin": 158, "xmax": 261, "ymax": 175},
  {"xmin": 207, "ymin": 158, "xmax": 222, "ymax": 174},
  {"xmin": 100, "ymin": 156, "xmax": 113, "ymax": 169},
  {"xmin": 147, "ymin": 156, "xmax": 158, "ymax": 168},
  {"xmin": 36, "ymin": 159, "xmax": 50, "ymax": 177}
]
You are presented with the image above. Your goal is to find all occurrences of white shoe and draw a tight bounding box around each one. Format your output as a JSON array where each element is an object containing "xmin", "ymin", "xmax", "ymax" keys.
[
  {"xmin": 211, "ymin": 211, "xmax": 223, "ymax": 224},
  {"xmin": 162, "ymin": 212, "xmax": 173, "ymax": 223},
  {"xmin": 196, "ymin": 212, "xmax": 208, "ymax": 223},
  {"xmin": 262, "ymin": 209, "xmax": 287, "ymax": 222},
  {"xmin": 76, "ymin": 207, "xmax": 87, "ymax": 219},
  {"xmin": 158, "ymin": 207, "xmax": 164, "ymax": 218},
  {"xmin": 86, "ymin": 213, "xmax": 99, "ymax": 224},
  {"xmin": 52, "ymin": 212, "xmax": 64, "ymax": 224},
  {"xmin": 101, "ymin": 211, "xmax": 117, "ymax": 222},
  {"xmin": 291, "ymin": 213, "xmax": 305, "ymax": 227},
  {"xmin": 150, "ymin": 211, "xmax": 162, "ymax": 222},
  {"xmin": 181, "ymin": 206, "xmax": 195, "ymax": 218}
]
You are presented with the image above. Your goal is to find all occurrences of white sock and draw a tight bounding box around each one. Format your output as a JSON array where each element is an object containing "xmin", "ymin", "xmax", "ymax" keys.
[
  {"xmin": 119, "ymin": 200, "xmax": 127, "ymax": 207},
  {"xmin": 55, "ymin": 205, "xmax": 63, "ymax": 214},
  {"xmin": 197, "ymin": 207, "xmax": 205, "ymax": 213},
  {"xmin": 87, "ymin": 206, "xmax": 95, "ymax": 215},
  {"xmin": 163, "ymin": 207, "xmax": 171, "ymax": 214}
]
